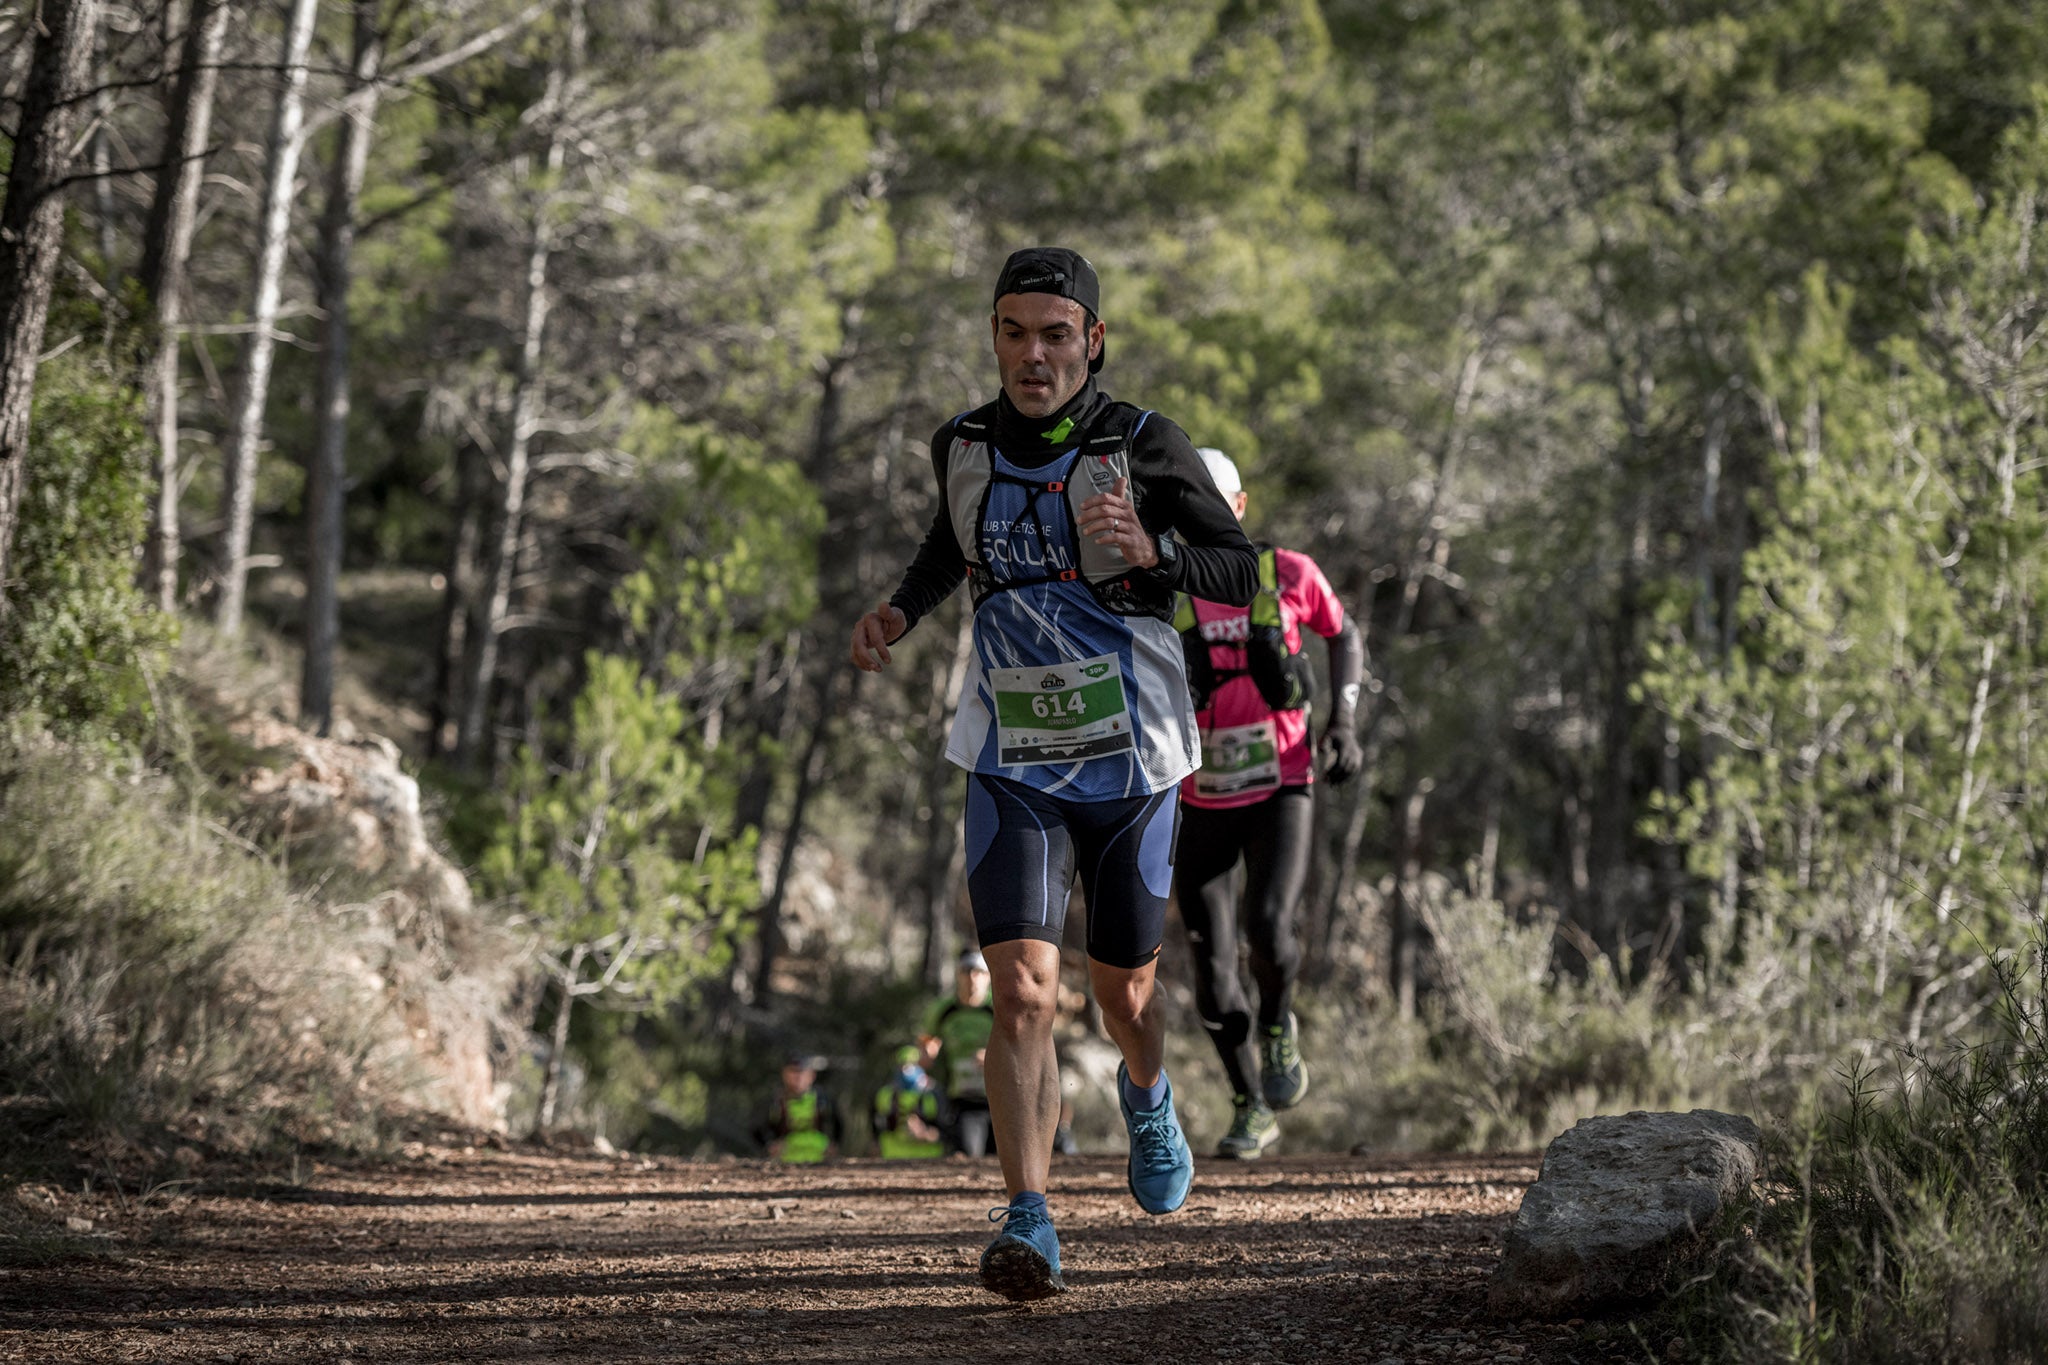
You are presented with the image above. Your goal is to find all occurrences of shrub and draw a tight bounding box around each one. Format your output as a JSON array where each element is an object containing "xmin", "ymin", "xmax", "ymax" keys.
[
  {"xmin": 1695, "ymin": 932, "xmax": 2048, "ymax": 1362},
  {"xmin": 0, "ymin": 350, "xmax": 173, "ymax": 737},
  {"xmin": 480, "ymin": 652, "xmax": 756, "ymax": 1131}
]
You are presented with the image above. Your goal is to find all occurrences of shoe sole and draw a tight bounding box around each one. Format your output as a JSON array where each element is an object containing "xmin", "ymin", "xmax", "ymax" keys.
[
  {"xmin": 1127, "ymin": 1167, "xmax": 1191, "ymax": 1214},
  {"xmin": 1263, "ymin": 1061, "xmax": 1309, "ymax": 1111},
  {"xmin": 980, "ymin": 1240, "xmax": 1065, "ymax": 1300},
  {"xmin": 1215, "ymin": 1132, "xmax": 1280, "ymax": 1160}
]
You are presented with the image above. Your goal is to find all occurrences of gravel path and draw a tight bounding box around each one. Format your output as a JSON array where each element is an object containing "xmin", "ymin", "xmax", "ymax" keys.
[{"xmin": 1, "ymin": 1146, "xmax": 1644, "ymax": 1363}]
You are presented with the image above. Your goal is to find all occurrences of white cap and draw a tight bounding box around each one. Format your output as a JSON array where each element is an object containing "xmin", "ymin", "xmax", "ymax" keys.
[{"xmin": 1196, "ymin": 447, "xmax": 1241, "ymax": 496}]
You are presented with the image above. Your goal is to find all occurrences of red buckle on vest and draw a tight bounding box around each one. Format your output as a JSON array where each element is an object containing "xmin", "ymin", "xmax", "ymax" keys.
[
  {"xmin": 1058, "ymin": 569, "xmax": 1079, "ymax": 582},
  {"xmin": 1046, "ymin": 480, "xmax": 1065, "ymax": 493}
]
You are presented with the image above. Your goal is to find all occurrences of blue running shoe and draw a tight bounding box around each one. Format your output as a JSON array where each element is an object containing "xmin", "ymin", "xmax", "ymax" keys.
[
  {"xmin": 979, "ymin": 1201, "xmax": 1065, "ymax": 1300},
  {"xmin": 1118, "ymin": 1063, "xmax": 1194, "ymax": 1214}
]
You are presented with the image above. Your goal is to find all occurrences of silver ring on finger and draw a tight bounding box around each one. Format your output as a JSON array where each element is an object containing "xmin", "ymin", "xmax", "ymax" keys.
[{"xmin": 1111, "ymin": 517, "xmax": 1118, "ymax": 532}]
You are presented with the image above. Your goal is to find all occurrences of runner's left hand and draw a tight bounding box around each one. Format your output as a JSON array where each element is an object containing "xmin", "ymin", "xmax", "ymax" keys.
[
  {"xmin": 1077, "ymin": 477, "xmax": 1157, "ymax": 568},
  {"xmin": 1319, "ymin": 726, "xmax": 1365, "ymax": 784}
]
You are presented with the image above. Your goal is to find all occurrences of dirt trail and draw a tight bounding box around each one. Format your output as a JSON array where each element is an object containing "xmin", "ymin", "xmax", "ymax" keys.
[{"xmin": 0, "ymin": 1146, "xmax": 1635, "ymax": 1364}]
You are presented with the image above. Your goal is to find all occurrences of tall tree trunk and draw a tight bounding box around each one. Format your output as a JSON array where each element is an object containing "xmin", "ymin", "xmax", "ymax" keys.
[
  {"xmin": 428, "ymin": 438, "xmax": 486, "ymax": 757},
  {"xmin": 1591, "ymin": 509, "xmax": 1648, "ymax": 953},
  {"xmin": 730, "ymin": 630, "xmax": 800, "ymax": 841},
  {"xmin": 754, "ymin": 670, "xmax": 838, "ymax": 1002},
  {"xmin": 918, "ymin": 613, "xmax": 975, "ymax": 990},
  {"xmin": 301, "ymin": 3, "xmax": 386, "ymax": 734},
  {"xmin": 1390, "ymin": 770, "xmax": 1433, "ymax": 1019},
  {"xmin": 456, "ymin": 197, "xmax": 552, "ymax": 766},
  {"xmin": 1312, "ymin": 335, "xmax": 1488, "ymax": 954},
  {"xmin": 0, "ymin": 0, "xmax": 105, "ymax": 616},
  {"xmin": 89, "ymin": 28, "xmax": 116, "ymax": 271},
  {"xmin": 137, "ymin": 0, "xmax": 228, "ymax": 613},
  {"xmin": 534, "ymin": 944, "xmax": 585, "ymax": 1132},
  {"xmin": 456, "ymin": 0, "xmax": 581, "ymax": 766},
  {"xmin": 214, "ymin": 0, "xmax": 318, "ymax": 635}
]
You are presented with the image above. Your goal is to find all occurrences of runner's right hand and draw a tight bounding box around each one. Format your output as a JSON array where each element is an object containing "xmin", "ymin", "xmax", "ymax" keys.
[
  {"xmin": 850, "ymin": 602, "xmax": 908, "ymax": 671},
  {"xmin": 1319, "ymin": 726, "xmax": 1365, "ymax": 784}
]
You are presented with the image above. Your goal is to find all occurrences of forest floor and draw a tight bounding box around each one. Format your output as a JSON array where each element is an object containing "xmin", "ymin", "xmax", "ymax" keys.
[{"xmin": 0, "ymin": 1144, "xmax": 1664, "ymax": 1364}]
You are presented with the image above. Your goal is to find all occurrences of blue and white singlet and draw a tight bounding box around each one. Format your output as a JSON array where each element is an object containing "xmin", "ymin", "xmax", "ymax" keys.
[{"xmin": 943, "ymin": 443, "xmax": 1200, "ymax": 800}]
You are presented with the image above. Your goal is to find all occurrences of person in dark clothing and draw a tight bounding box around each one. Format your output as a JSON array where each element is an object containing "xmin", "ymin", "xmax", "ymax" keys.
[
  {"xmin": 849, "ymin": 246, "xmax": 1257, "ymax": 1302},
  {"xmin": 1171, "ymin": 447, "xmax": 1366, "ymax": 1159}
]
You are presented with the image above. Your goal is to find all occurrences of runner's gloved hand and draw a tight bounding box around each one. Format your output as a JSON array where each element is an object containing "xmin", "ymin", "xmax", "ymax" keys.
[{"xmin": 1318, "ymin": 725, "xmax": 1364, "ymax": 784}]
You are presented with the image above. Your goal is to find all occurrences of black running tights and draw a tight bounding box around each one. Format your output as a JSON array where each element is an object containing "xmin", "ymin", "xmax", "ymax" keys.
[{"xmin": 1174, "ymin": 786, "xmax": 1313, "ymax": 1101}]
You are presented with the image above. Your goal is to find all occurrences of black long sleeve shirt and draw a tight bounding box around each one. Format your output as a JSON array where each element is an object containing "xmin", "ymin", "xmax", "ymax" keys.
[{"xmin": 888, "ymin": 380, "xmax": 1257, "ymax": 633}]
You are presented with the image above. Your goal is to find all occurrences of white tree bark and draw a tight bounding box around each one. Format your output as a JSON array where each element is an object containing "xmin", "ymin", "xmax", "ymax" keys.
[
  {"xmin": 455, "ymin": 0, "xmax": 583, "ymax": 766},
  {"xmin": 214, "ymin": 0, "xmax": 319, "ymax": 635},
  {"xmin": 140, "ymin": 0, "xmax": 230, "ymax": 613}
]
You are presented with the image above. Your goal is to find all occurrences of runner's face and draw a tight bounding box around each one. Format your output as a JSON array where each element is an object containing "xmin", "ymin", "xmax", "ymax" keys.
[
  {"xmin": 993, "ymin": 294, "xmax": 1102, "ymax": 418},
  {"xmin": 958, "ymin": 966, "xmax": 991, "ymax": 1006}
]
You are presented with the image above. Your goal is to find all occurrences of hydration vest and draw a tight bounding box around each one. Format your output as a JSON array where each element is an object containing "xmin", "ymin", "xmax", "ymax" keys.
[
  {"xmin": 945, "ymin": 405, "xmax": 1172, "ymax": 617},
  {"xmin": 1173, "ymin": 547, "xmax": 1315, "ymax": 712}
]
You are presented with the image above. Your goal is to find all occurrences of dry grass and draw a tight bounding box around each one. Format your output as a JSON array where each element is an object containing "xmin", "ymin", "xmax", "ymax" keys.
[{"xmin": 0, "ymin": 635, "xmax": 524, "ymax": 1176}]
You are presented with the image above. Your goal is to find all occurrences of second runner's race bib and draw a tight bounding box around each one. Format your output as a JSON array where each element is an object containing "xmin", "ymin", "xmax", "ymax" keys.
[
  {"xmin": 989, "ymin": 654, "xmax": 1137, "ymax": 767},
  {"xmin": 1194, "ymin": 719, "xmax": 1282, "ymax": 797}
]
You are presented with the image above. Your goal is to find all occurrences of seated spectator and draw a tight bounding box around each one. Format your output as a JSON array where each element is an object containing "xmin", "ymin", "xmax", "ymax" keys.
[{"xmin": 872, "ymin": 1045, "xmax": 944, "ymax": 1159}]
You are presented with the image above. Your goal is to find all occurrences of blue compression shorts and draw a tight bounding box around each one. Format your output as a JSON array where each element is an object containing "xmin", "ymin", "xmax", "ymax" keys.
[{"xmin": 963, "ymin": 773, "xmax": 1180, "ymax": 969}]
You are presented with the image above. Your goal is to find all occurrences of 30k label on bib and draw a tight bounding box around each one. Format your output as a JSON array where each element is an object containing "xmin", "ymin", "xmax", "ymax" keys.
[{"xmin": 990, "ymin": 654, "xmax": 1137, "ymax": 767}]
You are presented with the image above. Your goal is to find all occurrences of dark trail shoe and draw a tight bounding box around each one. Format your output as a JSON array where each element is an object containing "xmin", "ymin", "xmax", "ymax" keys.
[
  {"xmin": 1215, "ymin": 1095, "xmax": 1280, "ymax": 1159},
  {"xmin": 979, "ymin": 1201, "xmax": 1065, "ymax": 1300},
  {"xmin": 1260, "ymin": 1012, "xmax": 1309, "ymax": 1110}
]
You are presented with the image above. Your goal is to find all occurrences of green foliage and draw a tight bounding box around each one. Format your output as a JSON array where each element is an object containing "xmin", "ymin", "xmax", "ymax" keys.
[
  {"xmin": 1642, "ymin": 96, "xmax": 2048, "ymax": 1001},
  {"xmin": 612, "ymin": 415, "xmax": 822, "ymax": 680},
  {"xmin": 481, "ymin": 652, "xmax": 756, "ymax": 1017},
  {"xmin": 0, "ymin": 351, "xmax": 173, "ymax": 737}
]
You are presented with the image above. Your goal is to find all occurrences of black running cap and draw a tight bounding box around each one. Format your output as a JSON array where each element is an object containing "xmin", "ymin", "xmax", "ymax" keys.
[{"xmin": 992, "ymin": 247, "xmax": 1104, "ymax": 372}]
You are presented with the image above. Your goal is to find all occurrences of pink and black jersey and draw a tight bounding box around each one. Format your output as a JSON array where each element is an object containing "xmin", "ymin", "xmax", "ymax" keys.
[{"xmin": 1179, "ymin": 547, "xmax": 1346, "ymax": 810}]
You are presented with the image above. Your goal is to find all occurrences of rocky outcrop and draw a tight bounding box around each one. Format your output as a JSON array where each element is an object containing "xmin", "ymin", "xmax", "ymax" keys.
[
  {"xmin": 1489, "ymin": 1109, "xmax": 1763, "ymax": 1318},
  {"xmin": 237, "ymin": 714, "xmax": 518, "ymax": 1131}
]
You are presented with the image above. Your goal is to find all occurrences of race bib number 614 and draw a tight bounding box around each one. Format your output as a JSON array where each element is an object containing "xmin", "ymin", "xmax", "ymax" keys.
[{"xmin": 989, "ymin": 654, "xmax": 1136, "ymax": 767}]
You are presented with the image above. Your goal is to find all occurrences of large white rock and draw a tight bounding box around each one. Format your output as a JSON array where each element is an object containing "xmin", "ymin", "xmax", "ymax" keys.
[
  {"xmin": 238, "ymin": 712, "xmax": 510, "ymax": 1130},
  {"xmin": 1489, "ymin": 1108, "xmax": 1762, "ymax": 1317}
]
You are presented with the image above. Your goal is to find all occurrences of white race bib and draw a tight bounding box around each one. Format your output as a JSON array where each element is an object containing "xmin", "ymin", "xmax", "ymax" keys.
[
  {"xmin": 1194, "ymin": 719, "xmax": 1282, "ymax": 797},
  {"xmin": 989, "ymin": 654, "xmax": 1136, "ymax": 767}
]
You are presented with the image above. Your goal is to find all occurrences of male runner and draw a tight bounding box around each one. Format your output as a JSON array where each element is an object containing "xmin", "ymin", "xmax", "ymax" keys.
[
  {"xmin": 1173, "ymin": 446, "xmax": 1365, "ymax": 1158},
  {"xmin": 850, "ymin": 247, "xmax": 1257, "ymax": 1300}
]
